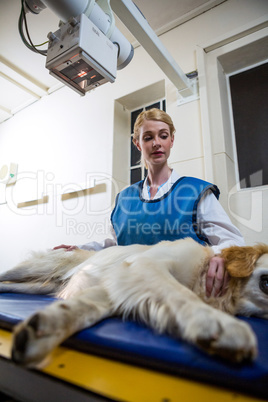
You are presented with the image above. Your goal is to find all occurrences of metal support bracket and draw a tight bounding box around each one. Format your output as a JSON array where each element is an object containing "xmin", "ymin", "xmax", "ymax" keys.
[
  {"xmin": 96, "ymin": 0, "xmax": 115, "ymax": 38},
  {"xmin": 177, "ymin": 74, "xmax": 199, "ymax": 106}
]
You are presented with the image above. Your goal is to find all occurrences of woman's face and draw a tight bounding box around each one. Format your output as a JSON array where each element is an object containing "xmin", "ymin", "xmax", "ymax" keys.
[{"xmin": 135, "ymin": 120, "xmax": 174, "ymax": 168}]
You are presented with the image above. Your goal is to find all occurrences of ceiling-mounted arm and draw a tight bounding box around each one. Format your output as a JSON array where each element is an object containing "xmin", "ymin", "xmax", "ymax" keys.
[
  {"xmin": 21, "ymin": 0, "xmax": 134, "ymax": 95},
  {"xmin": 22, "ymin": 0, "xmax": 198, "ymax": 100},
  {"xmin": 110, "ymin": 0, "xmax": 198, "ymax": 100}
]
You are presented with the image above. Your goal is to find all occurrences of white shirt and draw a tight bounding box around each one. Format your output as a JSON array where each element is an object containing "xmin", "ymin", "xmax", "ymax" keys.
[{"xmin": 80, "ymin": 171, "xmax": 245, "ymax": 254}]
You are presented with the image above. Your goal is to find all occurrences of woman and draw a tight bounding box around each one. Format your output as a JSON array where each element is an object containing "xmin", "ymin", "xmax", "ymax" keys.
[{"xmin": 55, "ymin": 109, "xmax": 245, "ymax": 297}]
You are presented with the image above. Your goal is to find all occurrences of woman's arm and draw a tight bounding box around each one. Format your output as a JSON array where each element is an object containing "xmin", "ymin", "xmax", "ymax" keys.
[
  {"xmin": 197, "ymin": 191, "xmax": 245, "ymax": 297},
  {"xmin": 53, "ymin": 226, "xmax": 117, "ymax": 252},
  {"xmin": 197, "ymin": 190, "xmax": 245, "ymax": 254}
]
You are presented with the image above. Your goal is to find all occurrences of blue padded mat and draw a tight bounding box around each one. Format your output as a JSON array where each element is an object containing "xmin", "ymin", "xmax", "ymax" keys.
[{"xmin": 0, "ymin": 293, "xmax": 268, "ymax": 399}]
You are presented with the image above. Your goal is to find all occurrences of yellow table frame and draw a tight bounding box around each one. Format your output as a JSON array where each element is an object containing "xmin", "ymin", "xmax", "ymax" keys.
[{"xmin": 0, "ymin": 328, "xmax": 265, "ymax": 402}]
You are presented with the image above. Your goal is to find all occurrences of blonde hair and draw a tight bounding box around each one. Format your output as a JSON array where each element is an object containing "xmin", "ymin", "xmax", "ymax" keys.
[{"xmin": 133, "ymin": 108, "xmax": 176, "ymax": 143}]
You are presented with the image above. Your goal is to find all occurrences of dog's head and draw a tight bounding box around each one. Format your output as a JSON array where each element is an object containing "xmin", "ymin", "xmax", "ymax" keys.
[{"xmin": 221, "ymin": 244, "xmax": 268, "ymax": 318}]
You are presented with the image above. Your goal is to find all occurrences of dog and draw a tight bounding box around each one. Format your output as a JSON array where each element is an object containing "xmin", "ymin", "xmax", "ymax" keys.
[{"xmin": 1, "ymin": 238, "xmax": 268, "ymax": 367}]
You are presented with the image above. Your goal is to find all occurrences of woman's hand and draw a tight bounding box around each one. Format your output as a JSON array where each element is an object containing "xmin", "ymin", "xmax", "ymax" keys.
[
  {"xmin": 206, "ymin": 256, "xmax": 229, "ymax": 297},
  {"xmin": 53, "ymin": 244, "xmax": 78, "ymax": 251}
]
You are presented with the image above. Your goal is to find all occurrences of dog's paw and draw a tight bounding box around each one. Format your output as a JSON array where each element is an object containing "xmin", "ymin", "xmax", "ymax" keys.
[
  {"xmin": 184, "ymin": 308, "xmax": 257, "ymax": 362},
  {"xmin": 12, "ymin": 312, "xmax": 57, "ymax": 367}
]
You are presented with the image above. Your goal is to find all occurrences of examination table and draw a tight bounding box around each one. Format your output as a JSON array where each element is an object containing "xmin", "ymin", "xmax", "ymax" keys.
[{"xmin": 0, "ymin": 293, "xmax": 267, "ymax": 402}]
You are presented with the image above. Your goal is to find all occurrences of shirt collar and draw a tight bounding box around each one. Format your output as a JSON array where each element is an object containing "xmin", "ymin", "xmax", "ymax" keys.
[{"xmin": 142, "ymin": 169, "xmax": 180, "ymax": 200}]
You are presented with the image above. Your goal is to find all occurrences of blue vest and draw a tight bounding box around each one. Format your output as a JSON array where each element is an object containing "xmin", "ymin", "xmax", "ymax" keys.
[{"xmin": 111, "ymin": 176, "xmax": 220, "ymax": 246}]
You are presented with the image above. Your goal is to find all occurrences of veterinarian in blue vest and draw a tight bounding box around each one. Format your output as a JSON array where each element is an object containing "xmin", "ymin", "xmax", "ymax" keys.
[{"xmin": 55, "ymin": 109, "xmax": 245, "ymax": 298}]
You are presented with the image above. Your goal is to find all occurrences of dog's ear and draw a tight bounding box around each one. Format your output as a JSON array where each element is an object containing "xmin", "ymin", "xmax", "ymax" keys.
[{"xmin": 221, "ymin": 246, "xmax": 264, "ymax": 278}]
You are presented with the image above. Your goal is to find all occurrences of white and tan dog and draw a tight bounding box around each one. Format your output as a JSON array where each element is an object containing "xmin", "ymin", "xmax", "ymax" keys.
[{"xmin": 1, "ymin": 238, "xmax": 268, "ymax": 367}]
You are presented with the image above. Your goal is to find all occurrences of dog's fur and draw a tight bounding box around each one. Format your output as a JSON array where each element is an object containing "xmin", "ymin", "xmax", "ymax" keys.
[{"xmin": 1, "ymin": 238, "xmax": 268, "ymax": 367}]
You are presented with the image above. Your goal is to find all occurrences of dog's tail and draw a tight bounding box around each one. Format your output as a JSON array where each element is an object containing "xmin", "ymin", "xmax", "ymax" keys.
[{"xmin": 0, "ymin": 248, "xmax": 94, "ymax": 284}]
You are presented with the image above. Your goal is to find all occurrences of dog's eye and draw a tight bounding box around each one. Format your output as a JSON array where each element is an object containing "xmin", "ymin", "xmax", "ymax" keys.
[{"xmin": 259, "ymin": 275, "xmax": 268, "ymax": 294}]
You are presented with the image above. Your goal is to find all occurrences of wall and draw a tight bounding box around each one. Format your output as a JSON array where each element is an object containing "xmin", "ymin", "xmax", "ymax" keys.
[
  {"xmin": 0, "ymin": 0, "xmax": 267, "ymax": 271},
  {"xmin": 201, "ymin": 32, "xmax": 268, "ymax": 245}
]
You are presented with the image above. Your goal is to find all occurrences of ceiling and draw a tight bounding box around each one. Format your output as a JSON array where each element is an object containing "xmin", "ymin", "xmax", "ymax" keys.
[{"xmin": 0, "ymin": 0, "xmax": 226, "ymax": 124}]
